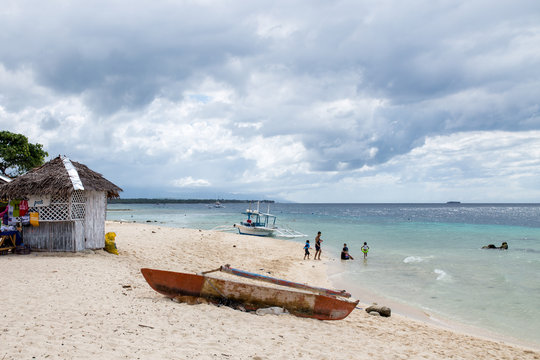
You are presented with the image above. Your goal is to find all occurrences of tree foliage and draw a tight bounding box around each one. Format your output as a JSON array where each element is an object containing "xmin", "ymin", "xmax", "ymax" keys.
[{"xmin": 0, "ymin": 131, "xmax": 48, "ymax": 177}]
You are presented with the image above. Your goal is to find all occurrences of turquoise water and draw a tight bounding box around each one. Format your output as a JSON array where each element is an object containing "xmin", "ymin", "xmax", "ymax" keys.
[{"xmin": 107, "ymin": 203, "xmax": 540, "ymax": 345}]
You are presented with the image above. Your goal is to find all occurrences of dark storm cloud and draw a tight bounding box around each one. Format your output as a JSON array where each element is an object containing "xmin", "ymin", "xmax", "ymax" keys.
[
  {"xmin": 1, "ymin": 0, "xmax": 540, "ymax": 201},
  {"xmin": 0, "ymin": 1, "xmax": 262, "ymax": 113}
]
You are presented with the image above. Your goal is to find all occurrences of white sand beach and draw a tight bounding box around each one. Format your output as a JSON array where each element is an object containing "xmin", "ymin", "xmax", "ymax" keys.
[{"xmin": 1, "ymin": 221, "xmax": 539, "ymax": 359}]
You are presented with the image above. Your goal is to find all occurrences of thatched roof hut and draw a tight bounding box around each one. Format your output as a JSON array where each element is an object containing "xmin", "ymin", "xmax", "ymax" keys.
[
  {"xmin": 0, "ymin": 156, "xmax": 122, "ymax": 252},
  {"xmin": 0, "ymin": 156, "xmax": 121, "ymax": 199}
]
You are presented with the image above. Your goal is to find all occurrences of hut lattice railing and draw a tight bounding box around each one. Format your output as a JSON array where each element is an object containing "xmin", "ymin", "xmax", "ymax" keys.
[{"xmin": 28, "ymin": 191, "xmax": 87, "ymax": 222}]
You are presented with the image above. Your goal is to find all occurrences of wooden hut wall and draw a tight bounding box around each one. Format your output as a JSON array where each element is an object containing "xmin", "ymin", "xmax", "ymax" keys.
[
  {"xmin": 23, "ymin": 221, "xmax": 81, "ymax": 252},
  {"xmin": 84, "ymin": 191, "xmax": 107, "ymax": 249},
  {"xmin": 73, "ymin": 220, "xmax": 85, "ymax": 251}
]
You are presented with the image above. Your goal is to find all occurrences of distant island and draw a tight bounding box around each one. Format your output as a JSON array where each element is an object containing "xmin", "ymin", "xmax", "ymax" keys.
[
  {"xmin": 446, "ymin": 201, "xmax": 461, "ymax": 204},
  {"xmin": 107, "ymin": 198, "xmax": 275, "ymax": 204}
]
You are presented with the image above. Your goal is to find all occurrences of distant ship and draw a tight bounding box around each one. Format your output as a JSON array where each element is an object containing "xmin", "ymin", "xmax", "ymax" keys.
[{"xmin": 446, "ymin": 201, "xmax": 461, "ymax": 204}]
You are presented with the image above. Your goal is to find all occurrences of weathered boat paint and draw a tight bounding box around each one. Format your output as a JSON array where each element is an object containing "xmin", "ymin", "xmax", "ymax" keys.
[
  {"xmin": 141, "ymin": 268, "xmax": 358, "ymax": 320},
  {"xmin": 219, "ymin": 264, "xmax": 352, "ymax": 298}
]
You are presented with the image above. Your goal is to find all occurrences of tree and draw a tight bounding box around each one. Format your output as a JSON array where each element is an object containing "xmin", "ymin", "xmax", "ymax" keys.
[{"xmin": 0, "ymin": 131, "xmax": 48, "ymax": 177}]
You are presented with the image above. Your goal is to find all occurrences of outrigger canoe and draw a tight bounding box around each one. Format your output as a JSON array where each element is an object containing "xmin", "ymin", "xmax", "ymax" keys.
[{"xmin": 141, "ymin": 266, "xmax": 358, "ymax": 320}]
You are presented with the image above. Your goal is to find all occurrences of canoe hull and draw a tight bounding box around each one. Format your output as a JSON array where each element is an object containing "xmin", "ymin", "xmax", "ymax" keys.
[{"xmin": 141, "ymin": 268, "xmax": 358, "ymax": 320}]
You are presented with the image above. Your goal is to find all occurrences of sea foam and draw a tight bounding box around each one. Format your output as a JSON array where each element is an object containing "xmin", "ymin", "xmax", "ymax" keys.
[
  {"xmin": 403, "ymin": 256, "xmax": 424, "ymax": 263},
  {"xmin": 434, "ymin": 269, "xmax": 450, "ymax": 281}
]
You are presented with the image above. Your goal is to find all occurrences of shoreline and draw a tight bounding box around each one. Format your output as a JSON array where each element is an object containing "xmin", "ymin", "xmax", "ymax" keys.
[
  {"xmin": 297, "ymin": 231, "xmax": 540, "ymax": 351},
  {"xmin": 326, "ymin": 260, "xmax": 540, "ymax": 351},
  {"xmin": 109, "ymin": 220, "xmax": 540, "ymax": 352},
  {"xmin": 1, "ymin": 221, "xmax": 538, "ymax": 359},
  {"xmin": 116, "ymin": 220, "xmax": 540, "ymax": 351},
  {"xmin": 125, "ymin": 219, "xmax": 540, "ymax": 351}
]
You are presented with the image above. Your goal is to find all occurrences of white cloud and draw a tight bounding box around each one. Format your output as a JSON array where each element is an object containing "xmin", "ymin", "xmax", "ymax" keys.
[
  {"xmin": 172, "ymin": 176, "xmax": 211, "ymax": 188},
  {"xmin": 254, "ymin": 15, "xmax": 298, "ymax": 39},
  {"xmin": 310, "ymin": 131, "xmax": 540, "ymax": 203}
]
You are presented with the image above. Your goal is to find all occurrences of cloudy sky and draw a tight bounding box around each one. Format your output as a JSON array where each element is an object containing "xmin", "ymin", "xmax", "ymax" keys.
[{"xmin": 1, "ymin": 0, "xmax": 540, "ymax": 202}]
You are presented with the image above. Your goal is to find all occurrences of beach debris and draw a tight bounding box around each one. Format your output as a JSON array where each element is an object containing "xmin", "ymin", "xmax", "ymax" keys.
[
  {"xmin": 365, "ymin": 304, "xmax": 391, "ymax": 317},
  {"xmin": 138, "ymin": 324, "xmax": 154, "ymax": 329},
  {"xmin": 255, "ymin": 307, "xmax": 290, "ymax": 316}
]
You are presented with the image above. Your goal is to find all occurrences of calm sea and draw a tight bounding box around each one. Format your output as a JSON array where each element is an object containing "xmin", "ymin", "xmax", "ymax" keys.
[{"xmin": 107, "ymin": 203, "xmax": 540, "ymax": 346}]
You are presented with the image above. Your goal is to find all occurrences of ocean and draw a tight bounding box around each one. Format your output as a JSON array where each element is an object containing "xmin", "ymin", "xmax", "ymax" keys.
[{"xmin": 106, "ymin": 202, "xmax": 540, "ymax": 346}]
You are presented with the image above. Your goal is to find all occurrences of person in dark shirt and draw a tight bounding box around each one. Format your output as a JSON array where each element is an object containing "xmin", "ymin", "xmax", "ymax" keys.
[{"xmin": 341, "ymin": 243, "xmax": 354, "ymax": 260}]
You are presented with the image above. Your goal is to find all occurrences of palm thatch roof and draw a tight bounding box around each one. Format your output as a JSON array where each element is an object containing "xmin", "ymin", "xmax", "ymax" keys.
[{"xmin": 0, "ymin": 156, "xmax": 122, "ymax": 199}]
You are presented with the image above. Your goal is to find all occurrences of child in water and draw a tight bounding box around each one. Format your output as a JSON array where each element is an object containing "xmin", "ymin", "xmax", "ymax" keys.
[
  {"xmin": 361, "ymin": 242, "xmax": 370, "ymax": 259},
  {"xmin": 304, "ymin": 240, "xmax": 311, "ymax": 260}
]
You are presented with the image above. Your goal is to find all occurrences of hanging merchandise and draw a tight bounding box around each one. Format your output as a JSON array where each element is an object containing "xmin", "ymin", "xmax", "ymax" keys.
[
  {"xmin": 10, "ymin": 200, "xmax": 21, "ymax": 218},
  {"xmin": 19, "ymin": 214, "xmax": 30, "ymax": 225},
  {"xmin": 29, "ymin": 212, "xmax": 39, "ymax": 227},
  {"xmin": 0, "ymin": 205, "xmax": 7, "ymax": 225},
  {"xmin": 19, "ymin": 200, "xmax": 29, "ymax": 216},
  {"xmin": 7, "ymin": 202, "xmax": 16, "ymax": 225}
]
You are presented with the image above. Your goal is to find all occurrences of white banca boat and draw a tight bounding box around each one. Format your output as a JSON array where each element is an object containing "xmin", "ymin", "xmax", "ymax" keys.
[
  {"xmin": 231, "ymin": 202, "xmax": 306, "ymax": 238},
  {"xmin": 234, "ymin": 207, "xmax": 276, "ymax": 236}
]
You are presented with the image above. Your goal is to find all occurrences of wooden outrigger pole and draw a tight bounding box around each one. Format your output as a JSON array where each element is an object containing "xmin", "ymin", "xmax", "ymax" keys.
[{"xmin": 211, "ymin": 264, "xmax": 352, "ymax": 298}]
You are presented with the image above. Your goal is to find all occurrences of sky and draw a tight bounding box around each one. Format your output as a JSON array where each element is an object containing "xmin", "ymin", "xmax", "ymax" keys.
[{"xmin": 1, "ymin": 0, "xmax": 540, "ymax": 203}]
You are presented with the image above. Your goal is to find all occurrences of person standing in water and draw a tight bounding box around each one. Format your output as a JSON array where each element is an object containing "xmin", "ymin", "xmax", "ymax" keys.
[
  {"xmin": 361, "ymin": 242, "xmax": 370, "ymax": 259},
  {"xmin": 314, "ymin": 231, "xmax": 323, "ymax": 260}
]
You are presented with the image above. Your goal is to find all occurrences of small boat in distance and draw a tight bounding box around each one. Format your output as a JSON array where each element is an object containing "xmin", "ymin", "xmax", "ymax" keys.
[
  {"xmin": 446, "ymin": 201, "xmax": 461, "ymax": 204},
  {"xmin": 233, "ymin": 202, "xmax": 305, "ymax": 238},
  {"xmin": 208, "ymin": 200, "xmax": 224, "ymax": 208},
  {"xmin": 141, "ymin": 266, "xmax": 358, "ymax": 320}
]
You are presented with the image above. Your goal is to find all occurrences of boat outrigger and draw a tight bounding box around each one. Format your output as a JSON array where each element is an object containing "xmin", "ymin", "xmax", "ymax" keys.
[{"xmin": 141, "ymin": 265, "xmax": 358, "ymax": 320}]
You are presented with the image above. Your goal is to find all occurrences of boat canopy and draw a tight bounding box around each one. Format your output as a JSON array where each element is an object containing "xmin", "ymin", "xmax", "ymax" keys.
[{"xmin": 241, "ymin": 209, "xmax": 277, "ymax": 228}]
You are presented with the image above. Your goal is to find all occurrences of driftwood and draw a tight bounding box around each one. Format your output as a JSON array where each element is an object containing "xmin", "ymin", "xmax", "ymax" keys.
[{"xmin": 365, "ymin": 304, "xmax": 391, "ymax": 317}]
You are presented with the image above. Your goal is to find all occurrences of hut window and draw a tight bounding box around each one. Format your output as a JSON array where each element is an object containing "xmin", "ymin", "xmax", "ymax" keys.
[{"xmin": 28, "ymin": 191, "xmax": 86, "ymax": 221}]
